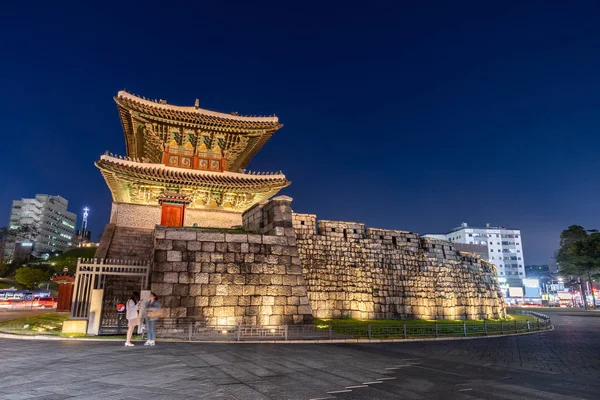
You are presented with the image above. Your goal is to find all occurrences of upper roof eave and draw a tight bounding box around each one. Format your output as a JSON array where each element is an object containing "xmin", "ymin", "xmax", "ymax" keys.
[{"xmin": 115, "ymin": 90, "xmax": 280, "ymax": 126}]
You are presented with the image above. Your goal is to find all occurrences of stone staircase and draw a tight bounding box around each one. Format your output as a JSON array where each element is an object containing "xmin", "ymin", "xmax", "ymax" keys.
[{"xmin": 95, "ymin": 224, "xmax": 154, "ymax": 261}]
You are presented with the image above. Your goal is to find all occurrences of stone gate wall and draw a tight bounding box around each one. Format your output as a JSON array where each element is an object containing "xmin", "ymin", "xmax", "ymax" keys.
[
  {"xmin": 292, "ymin": 213, "xmax": 506, "ymax": 320},
  {"xmin": 151, "ymin": 196, "xmax": 313, "ymax": 325},
  {"xmin": 150, "ymin": 196, "xmax": 505, "ymax": 325}
]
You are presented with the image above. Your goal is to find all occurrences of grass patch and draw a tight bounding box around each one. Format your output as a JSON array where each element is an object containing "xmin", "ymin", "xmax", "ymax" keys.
[
  {"xmin": 314, "ymin": 314, "xmax": 534, "ymax": 327},
  {"xmin": 193, "ymin": 226, "xmax": 248, "ymax": 233},
  {"xmin": 47, "ymin": 247, "xmax": 97, "ymax": 261},
  {"xmin": 0, "ymin": 281, "xmax": 25, "ymax": 290},
  {"xmin": 0, "ymin": 313, "xmax": 70, "ymax": 336},
  {"xmin": 508, "ymin": 306, "xmax": 599, "ymax": 313}
]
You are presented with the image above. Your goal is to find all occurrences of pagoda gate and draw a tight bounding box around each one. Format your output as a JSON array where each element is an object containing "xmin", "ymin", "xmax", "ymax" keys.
[{"xmin": 96, "ymin": 91, "xmax": 290, "ymax": 229}]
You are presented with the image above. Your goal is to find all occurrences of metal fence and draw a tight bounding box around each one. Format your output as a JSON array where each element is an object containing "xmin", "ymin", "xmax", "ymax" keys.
[
  {"xmin": 71, "ymin": 258, "xmax": 150, "ymax": 320},
  {"xmin": 152, "ymin": 315, "xmax": 552, "ymax": 341}
]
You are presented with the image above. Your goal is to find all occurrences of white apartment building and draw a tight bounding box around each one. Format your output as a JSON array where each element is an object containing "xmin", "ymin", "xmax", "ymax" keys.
[
  {"xmin": 425, "ymin": 222, "xmax": 525, "ymax": 278},
  {"xmin": 4, "ymin": 195, "xmax": 77, "ymax": 260}
]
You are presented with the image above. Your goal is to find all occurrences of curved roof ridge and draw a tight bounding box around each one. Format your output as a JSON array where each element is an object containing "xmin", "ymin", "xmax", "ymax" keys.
[
  {"xmin": 117, "ymin": 90, "xmax": 278, "ymax": 123},
  {"xmin": 99, "ymin": 154, "xmax": 287, "ymax": 180}
]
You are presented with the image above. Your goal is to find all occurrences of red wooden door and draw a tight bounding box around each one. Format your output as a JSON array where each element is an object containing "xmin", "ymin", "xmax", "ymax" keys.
[{"xmin": 160, "ymin": 203, "xmax": 185, "ymax": 226}]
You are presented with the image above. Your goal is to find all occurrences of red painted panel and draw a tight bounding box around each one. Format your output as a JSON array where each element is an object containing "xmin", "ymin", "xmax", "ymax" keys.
[
  {"xmin": 161, "ymin": 203, "xmax": 185, "ymax": 227},
  {"xmin": 57, "ymin": 284, "xmax": 73, "ymax": 312}
]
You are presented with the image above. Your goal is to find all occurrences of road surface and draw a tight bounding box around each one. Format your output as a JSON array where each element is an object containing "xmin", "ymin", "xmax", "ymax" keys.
[{"xmin": 0, "ymin": 310, "xmax": 598, "ymax": 399}]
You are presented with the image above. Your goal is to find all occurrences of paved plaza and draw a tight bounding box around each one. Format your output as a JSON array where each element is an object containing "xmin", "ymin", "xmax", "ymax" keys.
[{"xmin": 0, "ymin": 310, "xmax": 599, "ymax": 399}]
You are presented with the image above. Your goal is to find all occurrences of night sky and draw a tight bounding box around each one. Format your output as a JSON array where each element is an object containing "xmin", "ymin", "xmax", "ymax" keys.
[{"xmin": 1, "ymin": 2, "xmax": 599, "ymax": 264}]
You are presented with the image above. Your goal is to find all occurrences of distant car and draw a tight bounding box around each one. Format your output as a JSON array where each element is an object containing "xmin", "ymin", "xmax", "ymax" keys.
[
  {"xmin": 36, "ymin": 297, "xmax": 56, "ymax": 309},
  {"xmin": 0, "ymin": 299, "xmax": 13, "ymax": 308}
]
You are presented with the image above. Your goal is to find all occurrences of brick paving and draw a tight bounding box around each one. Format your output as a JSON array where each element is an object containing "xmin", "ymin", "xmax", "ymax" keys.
[{"xmin": 0, "ymin": 310, "xmax": 598, "ymax": 399}]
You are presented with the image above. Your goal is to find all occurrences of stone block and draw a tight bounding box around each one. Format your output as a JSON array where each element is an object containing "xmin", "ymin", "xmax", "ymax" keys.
[
  {"xmin": 202, "ymin": 242, "xmax": 216, "ymax": 252},
  {"xmin": 195, "ymin": 252, "xmax": 211, "ymax": 262},
  {"xmin": 210, "ymin": 253, "xmax": 224, "ymax": 262},
  {"xmin": 282, "ymin": 275, "xmax": 297, "ymax": 286},
  {"xmin": 163, "ymin": 272, "xmax": 178, "ymax": 283},
  {"xmin": 172, "ymin": 262, "xmax": 189, "ymax": 272},
  {"xmin": 242, "ymin": 285, "xmax": 256, "ymax": 295},
  {"xmin": 195, "ymin": 296, "xmax": 209, "ymax": 307},
  {"xmin": 226, "ymin": 233, "xmax": 248, "ymax": 243},
  {"xmin": 167, "ymin": 251, "xmax": 182, "ymax": 262},
  {"xmin": 227, "ymin": 243, "xmax": 242, "ymax": 252},
  {"xmin": 215, "ymin": 243, "xmax": 228, "ymax": 252},
  {"xmin": 263, "ymin": 236, "xmax": 289, "ymax": 245},
  {"xmin": 202, "ymin": 263, "xmax": 216, "ymax": 273},
  {"xmin": 229, "ymin": 285, "xmax": 243, "ymax": 296},
  {"xmin": 247, "ymin": 234, "xmax": 262, "ymax": 243},
  {"xmin": 274, "ymin": 296, "xmax": 287, "ymax": 306},
  {"xmin": 189, "ymin": 285, "xmax": 203, "ymax": 296},
  {"xmin": 238, "ymin": 296, "xmax": 251, "ymax": 306},
  {"xmin": 180, "ymin": 296, "xmax": 195, "ymax": 307},
  {"xmin": 223, "ymin": 296, "xmax": 239, "ymax": 306},
  {"xmin": 209, "ymin": 296, "xmax": 224, "ymax": 306},
  {"xmin": 194, "ymin": 273, "xmax": 209, "ymax": 284},
  {"xmin": 155, "ymin": 240, "xmax": 173, "ymax": 250},
  {"xmin": 216, "ymin": 285, "xmax": 228, "ymax": 295},
  {"xmin": 196, "ymin": 232, "xmax": 225, "ymax": 242},
  {"xmin": 263, "ymin": 296, "xmax": 275, "ymax": 306},
  {"xmin": 165, "ymin": 230, "xmax": 197, "ymax": 241},
  {"xmin": 187, "ymin": 241, "xmax": 203, "ymax": 251},
  {"xmin": 178, "ymin": 272, "xmax": 194, "ymax": 284},
  {"xmin": 152, "ymin": 283, "xmax": 173, "ymax": 296},
  {"xmin": 173, "ymin": 284, "xmax": 189, "ymax": 296},
  {"xmin": 172, "ymin": 240, "xmax": 188, "ymax": 251},
  {"xmin": 298, "ymin": 305, "xmax": 312, "ymax": 315},
  {"xmin": 214, "ymin": 306, "xmax": 235, "ymax": 317}
]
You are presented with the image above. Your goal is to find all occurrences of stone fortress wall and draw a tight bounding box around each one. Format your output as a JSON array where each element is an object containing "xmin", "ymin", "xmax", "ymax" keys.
[
  {"xmin": 151, "ymin": 196, "xmax": 313, "ymax": 325},
  {"xmin": 150, "ymin": 196, "xmax": 505, "ymax": 325},
  {"xmin": 292, "ymin": 213, "xmax": 506, "ymax": 320}
]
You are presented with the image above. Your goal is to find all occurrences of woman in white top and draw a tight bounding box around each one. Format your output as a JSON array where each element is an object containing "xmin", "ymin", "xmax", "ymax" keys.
[{"xmin": 125, "ymin": 291, "xmax": 140, "ymax": 347}]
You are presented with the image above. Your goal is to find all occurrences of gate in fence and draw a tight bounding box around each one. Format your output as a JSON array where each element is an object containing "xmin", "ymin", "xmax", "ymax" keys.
[{"xmin": 70, "ymin": 258, "xmax": 150, "ymax": 334}]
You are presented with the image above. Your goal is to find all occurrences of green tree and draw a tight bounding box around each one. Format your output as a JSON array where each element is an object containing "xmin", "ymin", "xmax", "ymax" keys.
[
  {"xmin": 14, "ymin": 267, "xmax": 49, "ymax": 289},
  {"xmin": 556, "ymin": 225, "xmax": 600, "ymax": 309}
]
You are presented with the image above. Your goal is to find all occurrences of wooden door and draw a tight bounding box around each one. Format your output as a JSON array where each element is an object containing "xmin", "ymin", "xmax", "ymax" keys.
[{"xmin": 160, "ymin": 203, "xmax": 185, "ymax": 226}]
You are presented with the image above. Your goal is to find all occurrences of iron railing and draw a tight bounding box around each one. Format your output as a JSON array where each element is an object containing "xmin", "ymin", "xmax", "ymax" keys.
[
  {"xmin": 150, "ymin": 317, "xmax": 552, "ymax": 341},
  {"xmin": 71, "ymin": 258, "xmax": 150, "ymax": 320}
]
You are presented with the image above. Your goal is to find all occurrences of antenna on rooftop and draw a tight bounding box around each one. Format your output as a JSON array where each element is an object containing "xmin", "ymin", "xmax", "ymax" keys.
[{"xmin": 81, "ymin": 207, "xmax": 89, "ymax": 234}]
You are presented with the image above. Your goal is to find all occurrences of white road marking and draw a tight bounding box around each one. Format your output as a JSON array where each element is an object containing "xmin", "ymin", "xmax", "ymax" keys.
[
  {"xmin": 458, "ymin": 388, "xmax": 473, "ymax": 391},
  {"xmin": 362, "ymin": 381, "xmax": 384, "ymax": 385},
  {"xmin": 309, "ymin": 397, "xmax": 336, "ymax": 400},
  {"xmin": 377, "ymin": 377, "xmax": 396, "ymax": 381},
  {"xmin": 327, "ymin": 389, "xmax": 353, "ymax": 394},
  {"xmin": 345, "ymin": 385, "xmax": 368, "ymax": 389}
]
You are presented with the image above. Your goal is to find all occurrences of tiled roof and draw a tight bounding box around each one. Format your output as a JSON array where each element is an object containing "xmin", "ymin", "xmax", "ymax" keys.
[
  {"xmin": 96, "ymin": 155, "xmax": 290, "ymax": 191},
  {"xmin": 115, "ymin": 91, "xmax": 283, "ymax": 171},
  {"xmin": 115, "ymin": 91, "xmax": 281, "ymax": 129}
]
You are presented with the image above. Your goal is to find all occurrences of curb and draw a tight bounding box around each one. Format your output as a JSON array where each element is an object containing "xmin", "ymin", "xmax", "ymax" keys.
[{"xmin": 0, "ymin": 326, "xmax": 553, "ymax": 344}]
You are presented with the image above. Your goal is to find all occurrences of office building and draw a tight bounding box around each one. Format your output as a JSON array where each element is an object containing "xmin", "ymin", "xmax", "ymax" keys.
[
  {"xmin": 4, "ymin": 195, "xmax": 77, "ymax": 260},
  {"xmin": 424, "ymin": 222, "xmax": 525, "ymax": 278}
]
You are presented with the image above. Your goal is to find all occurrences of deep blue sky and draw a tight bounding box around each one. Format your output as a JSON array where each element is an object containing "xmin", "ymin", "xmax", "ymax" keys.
[{"xmin": 1, "ymin": 1, "xmax": 599, "ymax": 264}]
